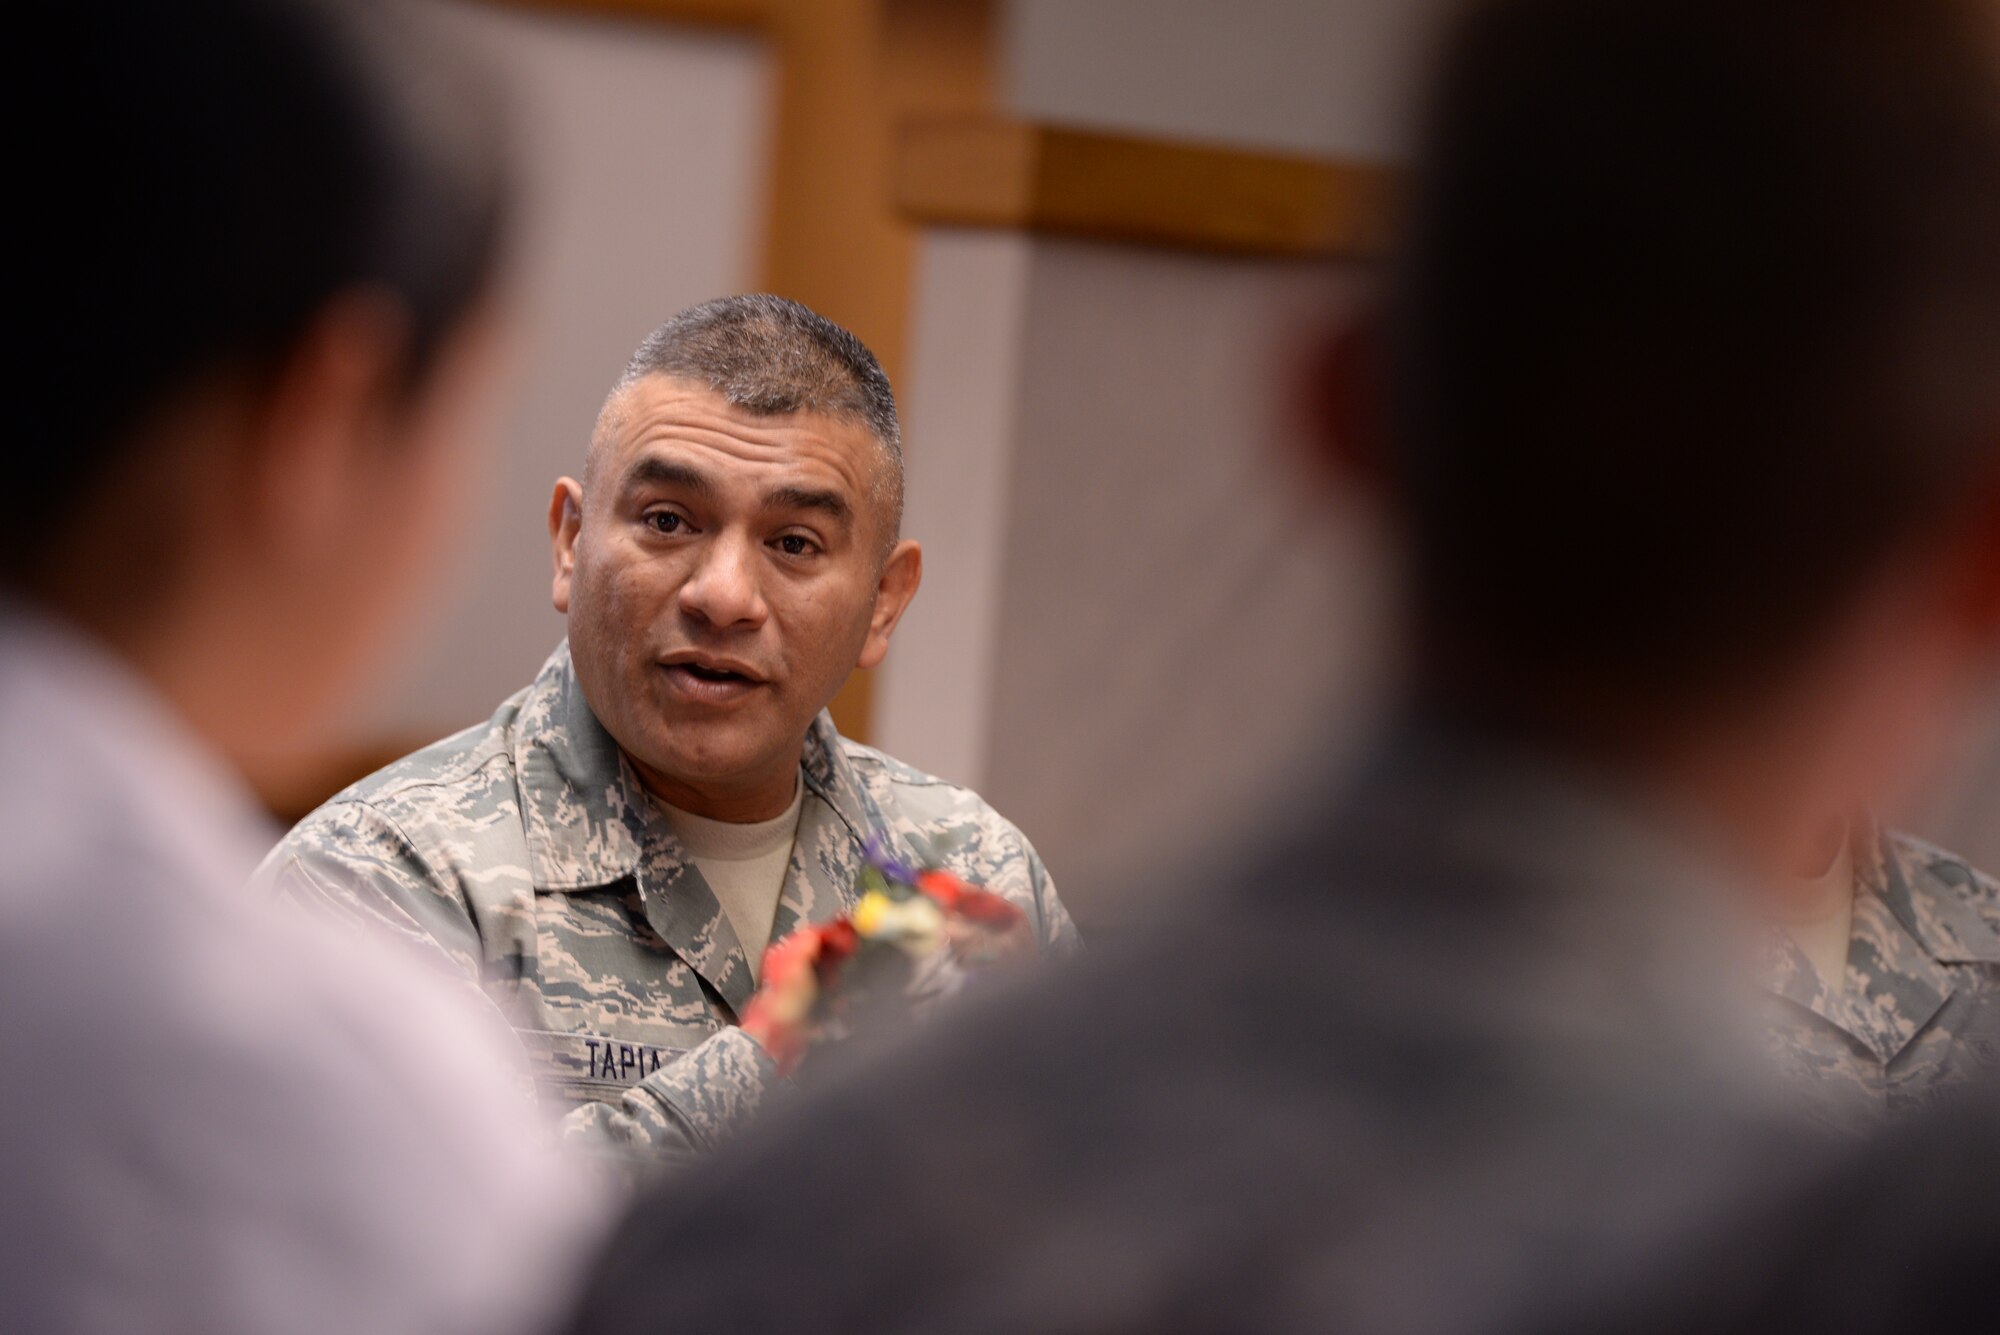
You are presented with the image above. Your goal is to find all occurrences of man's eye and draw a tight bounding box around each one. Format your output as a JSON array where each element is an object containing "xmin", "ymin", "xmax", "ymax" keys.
[
  {"xmin": 776, "ymin": 534, "xmax": 817, "ymax": 557},
  {"xmin": 647, "ymin": 511, "xmax": 688, "ymax": 535}
]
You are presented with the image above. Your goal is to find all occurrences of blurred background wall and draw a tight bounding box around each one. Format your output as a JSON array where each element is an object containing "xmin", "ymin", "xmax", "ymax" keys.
[
  {"xmin": 346, "ymin": 2, "xmax": 770, "ymax": 745},
  {"xmin": 882, "ymin": 237, "xmax": 1386, "ymax": 920},
  {"xmin": 1006, "ymin": 0, "xmax": 1440, "ymax": 157},
  {"xmin": 295, "ymin": 0, "xmax": 1994, "ymax": 922}
]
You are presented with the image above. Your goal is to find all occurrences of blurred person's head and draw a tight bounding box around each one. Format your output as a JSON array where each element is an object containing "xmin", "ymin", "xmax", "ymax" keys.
[
  {"xmin": 1342, "ymin": 0, "xmax": 2000, "ymax": 875},
  {"xmin": 549, "ymin": 296, "xmax": 922, "ymax": 822},
  {"xmin": 16, "ymin": 0, "xmax": 511, "ymax": 772}
]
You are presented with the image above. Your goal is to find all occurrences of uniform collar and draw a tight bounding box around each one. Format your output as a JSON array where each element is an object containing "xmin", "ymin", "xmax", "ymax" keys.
[
  {"xmin": 512, "ymin": 641, "xmax": 895, "ymax": 1016},
  {"xmin": 1876, "ymin": 833, "xmax": 2000, "ymax": 966},
  {"xmin": 1763, "ymin": 935, "xmax": 1833, "ymax": 1026},
  {"xmin": 1765, "ymin": 830, "xmax": 2000, "ymax": 1065}
]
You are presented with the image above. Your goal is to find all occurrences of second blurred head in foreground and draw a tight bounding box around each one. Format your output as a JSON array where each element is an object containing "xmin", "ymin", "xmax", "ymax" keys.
[
  {"xmin": 567, "ymin": 1, "xmax": 2000, "ymax": 1332},
  {"xmin": 5, "ymin": 2, "xmax": 605, "ymax": 1332}
]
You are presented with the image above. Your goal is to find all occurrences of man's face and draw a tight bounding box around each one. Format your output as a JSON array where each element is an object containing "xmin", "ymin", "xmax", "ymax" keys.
[{"xmin": 552, "ymin": 376, "xmax": 917, "ymax": 817}]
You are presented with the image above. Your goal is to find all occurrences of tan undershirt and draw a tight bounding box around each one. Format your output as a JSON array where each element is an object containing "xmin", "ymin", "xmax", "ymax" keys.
[
  {"xmin": 1784, "ymin": 839, "xmax": 1856, "ymax": 990},
  {"xmin": 653, "ymin": 780, "xmax": 804, "ymax": 983}
]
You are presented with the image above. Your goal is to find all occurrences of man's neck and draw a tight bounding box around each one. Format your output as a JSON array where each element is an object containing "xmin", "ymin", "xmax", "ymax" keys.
[{"xmin": 630, "ymin": 752, "xmax": 805, "ymax": 823}]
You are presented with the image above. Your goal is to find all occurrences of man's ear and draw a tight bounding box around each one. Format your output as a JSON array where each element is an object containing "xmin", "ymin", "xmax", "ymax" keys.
[
  {"xmin": 1303, "ymin": 301, "xmax": 1388, "ymax": 491},
  {"xmin": 549, "ymin": 477, "xmax": 583, "ymax": 614},
  {"xmin": 856, "ymin": 539, "xmax": 922, "ymax": 671}
]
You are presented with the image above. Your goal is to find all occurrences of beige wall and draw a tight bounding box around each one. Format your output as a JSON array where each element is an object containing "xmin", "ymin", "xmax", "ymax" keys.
[
  {"xmin": 875, "ymin": 231, "xmax": 1036, "ymax": 790},
  {"xmin": 1004, "ymin": 0, "xmax": 1453, "ymax": 159},
  {"xmin": 346, "ymin": 2, "xmax": 772, "ymax": 740},
  {"xmin": 979, "ymin": 241, "xmax": 1388, "ymax": 915},
  {"xmin": 882, "ymin": 237, "xmax": 1390, "ymax": 925}
]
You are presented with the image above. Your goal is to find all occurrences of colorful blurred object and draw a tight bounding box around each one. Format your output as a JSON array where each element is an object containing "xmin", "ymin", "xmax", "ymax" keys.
[{"xmin": 739, "ymin": 837, "xmax": 1030, "ymax": 1074}]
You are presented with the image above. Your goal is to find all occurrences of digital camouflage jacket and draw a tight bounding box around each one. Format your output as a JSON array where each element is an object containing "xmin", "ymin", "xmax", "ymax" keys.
[
  {"xmin": 1765, "ymin": 831, "xmax": 2000, "ymax": 1121},
  {"xmin": 257, "ymin": 642, "xmax": 1078, "ymax": 1168}
]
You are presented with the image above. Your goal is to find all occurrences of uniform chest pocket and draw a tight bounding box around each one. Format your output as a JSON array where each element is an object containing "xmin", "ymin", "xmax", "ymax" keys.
[{"xmin": 523, "ymin": 887, "xmax": 720, "ymax": 1035}]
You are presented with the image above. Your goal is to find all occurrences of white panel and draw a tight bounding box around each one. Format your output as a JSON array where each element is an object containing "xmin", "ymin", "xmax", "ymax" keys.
[
  {"xmin": 874, "ymin": 232, "xmax": 1037, "ymax": 789},
  {"xmin": 348, "ymin": 3, "xmax": 772, "ymax": 736},
  {"xmin": 979, "ymin": 239, "xmax": 1391, "ymax": 919},
  {"xmin": 1004, "ymin": 0, "xmax": 1452, "ymax": 160}
]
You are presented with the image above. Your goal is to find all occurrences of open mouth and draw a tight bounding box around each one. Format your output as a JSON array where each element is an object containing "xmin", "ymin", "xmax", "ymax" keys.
[
  {"xmin": 660, "ymin": 654, "xmax": 767, "ymax": 700},
  {"xmin": 678, "ymin": 662, "xmax": 751, "ymax": 684}
]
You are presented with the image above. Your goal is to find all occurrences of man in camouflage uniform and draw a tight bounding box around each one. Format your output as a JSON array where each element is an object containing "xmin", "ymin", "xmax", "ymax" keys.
[
  {"xmin": 259, "ymin": 295, "xmax": 1077, "ymax": 1168},
  {"xmin": 1764, "ymin": 828, "xmax": 2000, "ymax": 1120}
]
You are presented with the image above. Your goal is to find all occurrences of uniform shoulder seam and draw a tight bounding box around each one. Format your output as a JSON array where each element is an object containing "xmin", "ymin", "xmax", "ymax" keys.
[
  {"xmin": 334, "ymin": 742, "xmax": 519, "ymax": 810},
  {"xmin": 300, "ymin": 791, "xmax": 456, "ymax": 894},
  {"xmin": 837, "ymin": 738, "xmax": 974, "ymax": 793}
]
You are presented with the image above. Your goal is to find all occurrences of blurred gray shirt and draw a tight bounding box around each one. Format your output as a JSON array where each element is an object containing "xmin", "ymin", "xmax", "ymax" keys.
[
  {"xmin": 567, "ymin": 715, "xmax": 1830, "ymax": 1335},
  {"xmin": 0, "ymin": 605, "xmax": 607, "ymax": 1335}
]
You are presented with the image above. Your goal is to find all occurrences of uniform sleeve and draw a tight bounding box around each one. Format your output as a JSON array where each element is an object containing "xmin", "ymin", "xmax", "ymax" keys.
[
  {"xmin": 1022, "ymin": 835, "xmax": 1083, "ymax": 957},
  {"xmin": 255, "ymin": 802, "xmax": 785, "ymax": 1169},
  {"xmin": 255, "ymin": 800, "xmax": 487, "ymax": 983}
]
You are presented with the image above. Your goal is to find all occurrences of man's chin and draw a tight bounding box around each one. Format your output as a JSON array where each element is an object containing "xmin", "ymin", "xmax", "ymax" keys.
[{"xmin": 631, "ymin": 725, "xmax": 786, "ymax": 792}]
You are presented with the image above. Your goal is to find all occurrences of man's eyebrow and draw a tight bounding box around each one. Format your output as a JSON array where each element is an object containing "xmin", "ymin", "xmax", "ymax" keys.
[
  {"xmin": 622, "ymin": 455, "xmax": 715, "ymax": 497},
  {"xmin": 767, "ymin": 486, "xmax": 852, "ymax": 525}
]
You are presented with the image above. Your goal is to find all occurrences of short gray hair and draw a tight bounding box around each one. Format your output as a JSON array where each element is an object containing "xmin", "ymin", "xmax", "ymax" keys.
[{"xmin": 613, "ymin": 294, "xmax": 903, "ymax": 534}]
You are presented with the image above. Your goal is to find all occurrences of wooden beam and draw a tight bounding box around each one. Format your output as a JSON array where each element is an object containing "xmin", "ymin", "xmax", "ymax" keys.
[
  {"xmin": 896, "ymin": 118, "xmax": 1396, "ymax": 259},
  {"xmin": 756, "ymin": 0, "xmax": 997, "ymax": 740}
]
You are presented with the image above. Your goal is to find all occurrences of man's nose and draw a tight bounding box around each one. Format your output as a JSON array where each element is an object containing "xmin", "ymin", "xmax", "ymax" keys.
[{"xmin": 677, "ymin": 533, "xmax": 768, "ymax": 630}]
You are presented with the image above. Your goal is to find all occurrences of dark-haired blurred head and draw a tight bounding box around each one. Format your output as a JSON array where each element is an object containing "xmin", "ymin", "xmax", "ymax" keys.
[
  {"xmin": 18, "ymin": 0, "xmax": 511, "ymax": 771},
  {"xmin": 1350, "ymin": 0, "xmax": 2000, "ymax": 858}
]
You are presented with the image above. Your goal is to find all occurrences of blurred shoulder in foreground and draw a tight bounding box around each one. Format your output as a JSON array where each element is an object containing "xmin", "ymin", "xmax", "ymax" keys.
[
  {"xmin": 1553, "ymin": 1075, "xmax": 2000, "ymax": 1334},
  {"xmin": 566, "ymin": 722, "xmax": 1829, "ymax": 1335}
]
